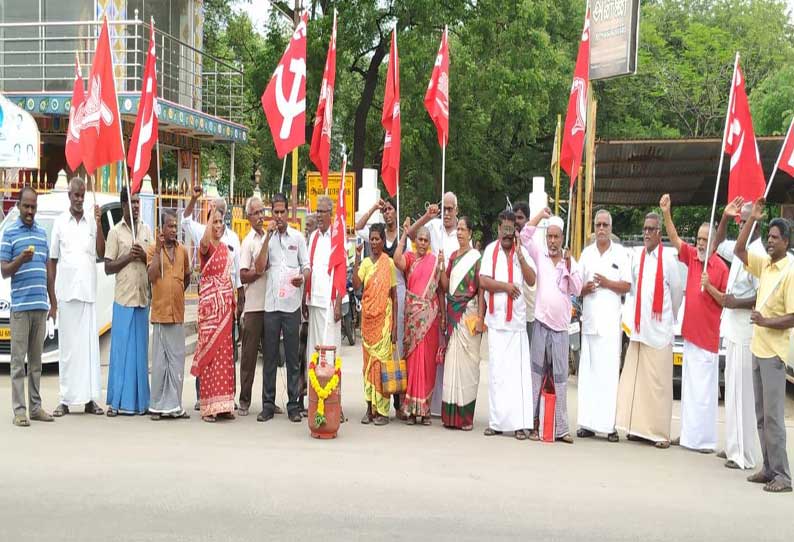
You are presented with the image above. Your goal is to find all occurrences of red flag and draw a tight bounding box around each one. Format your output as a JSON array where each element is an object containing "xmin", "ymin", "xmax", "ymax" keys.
[
  {"xmin": 261, "ymin": 13, "xmax": 307, "ymax": 159},
  {"xmin": 328, "ymin": 154, "xmax": 348, "ymax": 300},
  {"xmin": 560, "ymin": 11, "xmax": 590, "ymax": 188},
  {"xmin": 80, "ymin": 17, "xmax": 124, "ymax": 175},
  {"xmin": 127, "ymin": 20, "xmax": 159, "ymax": 194},
  {"xmin": 381, "ymin": 30, "xmax": 401, "ymax": 198},
  {"xmin": 65, "ymin": 54, "xmax": 85, "ymax": 172},
  {"xmin": 309, "ymin": 11, "xmax": 337, "ymax": 190},
  {"xmin": 775, "ymin": 117, "xmax": 794, "ymax": 179},
  {"xmin": 725, "ymin": 61, "xmax": 766, "ymax": 203},
  {"xmin": 424, "ymin": 26, "xmax": 449, "ymax": 148}
]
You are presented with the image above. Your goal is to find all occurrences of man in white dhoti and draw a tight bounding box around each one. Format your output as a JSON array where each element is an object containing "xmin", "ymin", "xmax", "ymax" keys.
[
  {"xmin": 577, "ymin": 210, "xmax": 631, "ymax": 442},
  {"xmin": 615, "ymin": 212, "xmax": 683, "ymax": 448},
  {"xmin": 304, "ymin": 196, "xmax": 343, "ymax": 365},
  {"xmin": 713, "ymin": 198, "xmax": 762, "ymax": 469},
  {"xmin": 479, "ymin": 210, "xmax": 537, "ymax": 439},
  {"xmin": 48, "ymin": 178, "xmax": 105, "ymax": 417},
  {"xmin": 661, "ymin": 194, "xmax": 729, "ymax": 454}
]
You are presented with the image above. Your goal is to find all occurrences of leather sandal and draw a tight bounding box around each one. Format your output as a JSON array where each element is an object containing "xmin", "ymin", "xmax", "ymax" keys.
[
  {"xmin": 85, "ymin": 401, "xmax": 104, "ymax": 415},
  {"xmin": 607, "ymin": 432, "xmax": 619, "ymax": 443},
  {"xmin": 483, "ymin": 427, "xmax": 502, "ymax": 437},
  {"xmin": 52, "ymin": 404, "xmax": 69, "ymax": 417},
  {"xmin": 558, "ymin": 434, "xmax": 574, "ymax": 444},
  {"xmin": 373, "ymin": 415, "xmax": 389, "ymax": 426},
  {"xmin": 202, "ymin": 415, "xmax": 216, "ymax": 423},
  {"xmin": 13, "ymin": 414, "xmax": 29, "ymax": 427},
  {"xmin": 515, "ymin": 429, "xmax": 528, "ymax": 441},
  {"xmin": 654, "ymin": 440, "xmax": 671, "ymax": 449},
  {"xmin": 747, "ymin": 470, "xmax": 773, "ymax": 484},
  {"xmin": 763, "ymin": 480, "xmax": 793, "ymax": 493},
  {"xmin": 576, "ymin": 428, "xmax": 595, "ymax": 438}
]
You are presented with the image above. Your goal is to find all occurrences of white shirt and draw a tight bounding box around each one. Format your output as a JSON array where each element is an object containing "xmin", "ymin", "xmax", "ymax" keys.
[
  {"xmin": 306, "ymin": 227, "xmax": 333, "ymax": 308},
  {"xmin": 50, "ymin": 211, "xmax": 97, "ymax": 303},
  {"xmin": 240, "ymin": 228, "xmax": 267, "ymax": 313},
  {"xmin": 182, "ymin": 215, "xmax": 242, "ymax": 289},
  {"xmin": 480, "ymin": 240, "xmax": 535, "ymax": 332},
  {"xmin": 263, "ymin": 226, "xmax": 309, "ymax": 313},
  {"xmin": 427, "ymin": 217, "xmax": 462, "ymax": 257},
  {"xmin": 580, "ymin": 241, "xmax": 631, "ymax": 337},
  {"xmin": 720, "ymin": 237, "xmax": 765, "ymax": 342},
  {"xmin": 629, "ymin": 244, "xmax": 683, "ymax": 349}
]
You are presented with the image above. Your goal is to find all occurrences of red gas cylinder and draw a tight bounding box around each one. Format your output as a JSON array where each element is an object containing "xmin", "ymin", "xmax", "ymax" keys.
[{"xmin": 308, "ymin": 346, "xmax": 342, "ymax": 439}]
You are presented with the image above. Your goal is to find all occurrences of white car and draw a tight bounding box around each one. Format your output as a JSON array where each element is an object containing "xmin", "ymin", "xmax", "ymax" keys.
[{"xmin": 0, "ymin": 189, "xmax": 120, "ymax": 364}]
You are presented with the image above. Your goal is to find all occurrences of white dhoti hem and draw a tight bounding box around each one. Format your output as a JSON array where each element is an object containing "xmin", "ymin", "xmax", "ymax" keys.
[
  {"xmin": 723, "ymin": 338, "xmax": 761, "ymax": 469},
  {"xmin": 680, "ymin": 340, "xmax": 719, "ymax": 450},
  {"xmin": 487, "ymin": 329, "xmax": 533, "ymax": 432},
  {"xmin": 57, "ymin": 300, "xmax": 101, "ymax": 405},
  {"xmin": 306, "ymin": 305, "xmax": 341, "ymax": 361},
  {"xmin": 577, "ymin": 332, "xmax": 621, "ymax": 434}
]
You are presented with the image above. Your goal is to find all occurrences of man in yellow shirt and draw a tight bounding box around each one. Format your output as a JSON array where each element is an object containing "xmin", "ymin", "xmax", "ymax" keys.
[{"xmin": 735, "ymin": 198, "xmax": 793, "ymax": 494}]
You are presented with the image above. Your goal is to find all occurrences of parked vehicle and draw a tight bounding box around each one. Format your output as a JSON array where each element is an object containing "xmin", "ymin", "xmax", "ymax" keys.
[
  {"xmin": 568, "ymin": 295, "xmax": 582, "ymax": 375},
  {"xmin": 341, "ymin": 267, "xmax": 357, "ymax": 346},
  {"xmin": 0, "ymin": 189, "xmax": 120, "ymax": 364}
]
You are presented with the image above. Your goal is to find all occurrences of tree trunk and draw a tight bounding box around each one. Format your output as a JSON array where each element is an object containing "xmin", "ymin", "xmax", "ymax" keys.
[{"xmin": 352, "ymin": 42, "xmax": 387, "ymax": 194}]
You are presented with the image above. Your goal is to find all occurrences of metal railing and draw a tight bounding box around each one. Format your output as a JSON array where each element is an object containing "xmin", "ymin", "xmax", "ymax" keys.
[{"xmin": 0, "ymin": 13, "xmax": 244, "ymax": 123}]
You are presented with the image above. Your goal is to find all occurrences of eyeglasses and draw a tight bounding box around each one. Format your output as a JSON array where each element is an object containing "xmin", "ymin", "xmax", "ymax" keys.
[
  {"xmin": 248, "ymin": 209, "xmax": 263, "ymax": 216},
  {"xmin": 316, "ymin": 209, "xmax": 331, "ymax": 214},
  {"xmin": 642, "ymin": 226, "xmax": 659, "ymax": 233},
  {"xmin": 443, "ymin": 206, "xmax": 455, "ymax": 212},
  {"xmin": 595, "ymin": 222, "xmax": 610, "ymax": 228}
]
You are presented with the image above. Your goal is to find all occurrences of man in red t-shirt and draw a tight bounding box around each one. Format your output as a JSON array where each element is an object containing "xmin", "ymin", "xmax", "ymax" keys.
[{"xmin": 660, "ymin": 194, "xmax": 729, "ymax": 453}]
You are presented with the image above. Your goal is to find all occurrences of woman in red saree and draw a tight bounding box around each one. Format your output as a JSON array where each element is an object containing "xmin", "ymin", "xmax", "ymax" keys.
[
  {"xmin": 395, "ymin": 224, "xmax": 444, "ymax": 425},
  {"xmin": 190, "ymin": 204, "xmax": 236, "ymax": 423}
]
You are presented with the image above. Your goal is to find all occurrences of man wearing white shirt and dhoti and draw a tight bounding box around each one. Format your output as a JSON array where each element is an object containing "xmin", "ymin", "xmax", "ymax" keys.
[
  {"xmin": 479, "ymin": 210, "xmax": 536, "ymax": 440},
  {"xmin": 577, "ymin": 210, "xmax": 631, "ymax": 442},
  {"xmin": 304, "ymin": 196, "xmax": 343, "ymax": 363},
  {"xmin": 615, "ymin": 212, "xmax": 683, "ymax": 448},
  {"xmin": 714, "ymin": 198, "xmax": 762, "ymax": 469},
  {"xmin": 49, "ymin": 178, "xmax": 106, "ymax": 417}
]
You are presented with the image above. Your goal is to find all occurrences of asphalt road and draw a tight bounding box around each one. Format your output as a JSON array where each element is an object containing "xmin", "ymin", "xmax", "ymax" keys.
[{"xmin": 1, "ymin": 336, "xmax": 792, "ymax": 541}]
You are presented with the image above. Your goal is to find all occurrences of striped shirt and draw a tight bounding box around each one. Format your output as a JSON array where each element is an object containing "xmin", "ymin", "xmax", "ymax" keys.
[{"xmin": 0, "ymin": 218, "xmax": 50, "ymax": 312}]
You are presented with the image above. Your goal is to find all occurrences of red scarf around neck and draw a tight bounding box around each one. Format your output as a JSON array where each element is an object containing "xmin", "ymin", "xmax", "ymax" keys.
[
  {"xmin": 634, "ymin": 243, "xmax": 664, "ymax": 332},
  {"xmin": 489, "ymin": 243, "xmax": 516, "ymax": 322}
]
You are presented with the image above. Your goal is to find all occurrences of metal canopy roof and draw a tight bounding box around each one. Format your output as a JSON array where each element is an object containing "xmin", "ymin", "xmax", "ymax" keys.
[{"xmin": 594, "ymin": 136, "xmax": 794, "ymax": 206}]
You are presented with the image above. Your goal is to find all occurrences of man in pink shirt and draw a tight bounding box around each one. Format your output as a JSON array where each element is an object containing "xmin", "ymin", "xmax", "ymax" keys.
[
  {"xmin": 660, "ymin": 194, "xmax": 728, "ymax": 454},
  {"xmin": 520, "ymin": 209, "xmax": 583, "ymax": 442}
]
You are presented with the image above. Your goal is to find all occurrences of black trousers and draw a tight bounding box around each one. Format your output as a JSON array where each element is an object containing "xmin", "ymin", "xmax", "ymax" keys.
[{"xmin": 262, "ymin": 309, "xmax": 302, "ymax": 415}]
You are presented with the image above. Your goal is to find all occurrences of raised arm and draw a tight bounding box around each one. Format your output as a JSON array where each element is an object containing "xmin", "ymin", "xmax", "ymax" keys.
[
  {"xmin": 184, "ymin": 184, "xmax": 202, "ymax": 220},
  {"xmin": 735, "ymin": 198, "xmax": 764, "ymax": 266},
  {"xmin": 715, "ymin": 196, "xmax": 744, "ymax": 249},
  {"xmin": 406, "ymin": 204, "xmax": 439, "ymax": 241},
  {"xmin": 659, "ymin": 194, "xmax": 682, "ymax": 252},
  {"xmin": 199, "ymin": 205, "xmax": 214, "ymax": 256},
  {"xmin": 393, "ymin": 218, "xmax": 410, "ymax": 273},
  {"xmin": 355, "ymin": 199, "xmax": 385, "ymax": 232}
]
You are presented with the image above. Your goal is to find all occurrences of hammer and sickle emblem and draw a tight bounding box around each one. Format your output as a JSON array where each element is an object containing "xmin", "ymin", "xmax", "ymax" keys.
[{"xmin": 274, "ymin": 57, "xmax": 306, "ymax": 140}]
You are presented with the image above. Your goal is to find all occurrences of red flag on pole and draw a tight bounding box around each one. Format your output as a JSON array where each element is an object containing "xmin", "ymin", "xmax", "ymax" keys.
[
  {"xmin": 424, "ymin": 26, "xmax": 449, "ymax": 148},
  {"xmin": 560, "ymin": 11, "xmax": 590, "ymax": 188},
  {"xmin": 65, "ymin": 54, "xmax": 85, "ymax": 172},
  {"xmin": 80, "ymin": 17, "xmax": 124, "ymax": 175},
  {"xmin": 724, "ymin": 61, "xmax": 766, "ymax": 203},
  {"xmin": 381, "ymin": 30, "xmax": 401, "ymax": 198},
  {"xmin": 309, "ymin": 11, "xmax": 337, "ymax": 190},
  {"xmin": 262, "ymin": 13, "xmax": 307, "ymax": 159},
  {"xmin": 775, "ymin": 117, "xmax": 794, "ymax": 179},
  {"xmin": 127, "ymin": 20, "xmax": 159, "ymax": 194},
  {"xmin": 328, "ymin": 153, "xmax": 348, "ymax": 300}
]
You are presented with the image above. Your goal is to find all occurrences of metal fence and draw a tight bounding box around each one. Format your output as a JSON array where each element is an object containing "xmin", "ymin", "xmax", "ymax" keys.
[{"xmin": 0, "ymin": 13, "xmax": 244, "ymax": 123}]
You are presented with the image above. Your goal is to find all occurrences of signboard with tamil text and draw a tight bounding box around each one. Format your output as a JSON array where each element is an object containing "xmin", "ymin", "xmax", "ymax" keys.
[
  {"xmin": 306, "ymin": 171, "xmax": 356, "ymax": 230},
  {"xmin": 589, "ymin": 0, "xmax": 641, "ymax": 81}
]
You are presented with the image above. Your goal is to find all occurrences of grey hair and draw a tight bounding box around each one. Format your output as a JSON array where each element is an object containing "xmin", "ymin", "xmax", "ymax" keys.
[
  {"xmin": 68, "ymin": 177, "xmax": 85, "ymax": 191},
  {"xmin": 161, "ymin": 209, "xmax": 178, "ymax": 225},
  {"xmin": 645, "ymin": 212, "xmax": 661, "ymax": 226},
  {"xmin": 212, "ymin": 197, "xmax": 227, "ymax": 216},
  {"xmin": 699, "ymin": 221, "xmax": 717, "ymax": 240},
  {"xmin": 443, "ymin": 191, "xmax": 458, "ymax": 208},
  {"xmin": 594, "ymin": 209, "xmax": 612, "ymax": 226},
  {"xmin": 245, "ymin": 195, "xmax": 263, "ymax": 215},
  {"xmin": 317, "ymin": 195, "xmax": 334, "ymax": 212},
  {"xmin": 415, "ymin": 225, "xmax": 432, "ymax": 248}
]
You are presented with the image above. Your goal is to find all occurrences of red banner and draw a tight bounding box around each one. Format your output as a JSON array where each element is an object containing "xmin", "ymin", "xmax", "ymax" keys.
[
  {"xmin": 560, "ymin": 11, "xmax": 590, "ymax": 188},
  {"xmin": 424, "ymin": 27, "xmax": 449, "ymax": 148},
  {"xmin": 309, "ymin": 11, "xmax": 337, "ymax": 190},
  {"xmin": 381, "ymin": 30, "xmax": 401, "ymax": 197},
  {"xmin": 127, "ymin": 20, "xmax": 159, "ymax": 193}
]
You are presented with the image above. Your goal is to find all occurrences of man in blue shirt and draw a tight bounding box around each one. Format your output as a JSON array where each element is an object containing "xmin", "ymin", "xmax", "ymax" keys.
[{"xmin": 0, "ymin": 186, "xmax": 53, "ymax": 427}]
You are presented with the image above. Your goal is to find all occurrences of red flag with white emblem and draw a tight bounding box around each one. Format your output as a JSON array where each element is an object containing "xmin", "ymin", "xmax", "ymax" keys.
[
  {"xmin": 80, "ymin": 17, "xmax": 125, "ymax": 175},
  {"xmin": 328, "ymin": 152, "xmax": 348, "ymax": 300},
  {"xmin": 724, "ymin": 60, "xmax": 766, "ymax": 203},
  {"xmin": 309, "ymin": 11, "xmax": 337, "ymax": 190},
  {"xmin": 381, "ymin": 30, "xmax": 400, "ymax": 198},
  {"xmin": 261, "ymin": 13, "xmax": 307, "ymax": 159},
  {"xmin": 127, "ymin": 19, "xmax": 159, "ymax": 193},
  {"xmin": 424, "ymin": 26, "xmax": 449, "ymax": 148},
  {"xmin": 775, "ymin": 117, "xmax": 794, "ymax": 179},
  {"xmin": 560, "ymin": 11, "xmax": 590, "ymax": 188},
  {"xmin": 65, "ymin": 54, "xmax": 85, "ymax": 172}
]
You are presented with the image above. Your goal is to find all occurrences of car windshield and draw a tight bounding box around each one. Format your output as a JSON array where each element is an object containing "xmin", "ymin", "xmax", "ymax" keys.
[{"xmin": 0, "ymin": 208, "xmax": 55, "ymax": 243}]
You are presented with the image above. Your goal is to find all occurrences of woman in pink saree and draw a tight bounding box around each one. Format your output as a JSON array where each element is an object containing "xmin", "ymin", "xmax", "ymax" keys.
[{"xmin": 394, "ymin": 223, "xmax": 444, "ymax": 425}]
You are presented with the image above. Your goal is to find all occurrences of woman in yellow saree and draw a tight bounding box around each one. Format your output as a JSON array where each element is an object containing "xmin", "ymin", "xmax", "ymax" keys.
[{"xmin": 352, "ymin": 223, "xmax": 397, "ymax": 425}]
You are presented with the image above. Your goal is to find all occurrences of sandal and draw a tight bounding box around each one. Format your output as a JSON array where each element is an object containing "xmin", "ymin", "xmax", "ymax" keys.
[
  {"xmin": 52, "ymin": 404, "xmax": 69, "ymax": 417},
  {"xmin": 405, "ymin": 417, "xmax": 416, "ymax": 426},
  {"xmin": 461, "ymin": 424, "xmax": 473, "ymax": 432},
  {"xmin": 515, "ymin": 430, "xmax": 528, "ymax": 441},
  {"xmin": 527, "ymin": 430, "xmax": 540, "ymax": 441},
  {"xmin": 421, "ymin": 417, "xmax": 432, "ymax": 426},
  {"xmin": 106, "ymin": 408, "xmax": 118, "ymax": 418},
  {"xmin": 557, "ymin": 434, "xmax": 574, "ymax": 444},
  {"xmin": 85, "ymin": 401, "xmax": 104, "ymax": 415},
  {"xmin": 763, "ymin": 480, "xmax": 793, "ymax": 493},
  {"xmin": 373, "ymin": 415, "xmax": 390, "ymax": 426},
  {"xmin": 483, "ymin": 427, "xmax": 503, "ymax": 437},
  {"xmin": 218, "ymin": 412, "xmax": 236, "ymax": 420},
  {"xmin": 654, "ymin": 440, "xmax": 671, "ymax": 449},
  {"xmin": 13, "ymin": 414, "xmax": 30, "ymax": 427},
  {"xmin": 150, "ymin": 413, "xmax": 161, "ymax": 421},
  {"xmin": 607, "ymin": 432, "xmax": 620, "ymax": 443},
  {"xmin": 360, "ymin": 414, "xmax": 373, "ymax": 425},
  {"xmin": 202, "ymin": 415, "xmax": 216, "ymax": 423}
]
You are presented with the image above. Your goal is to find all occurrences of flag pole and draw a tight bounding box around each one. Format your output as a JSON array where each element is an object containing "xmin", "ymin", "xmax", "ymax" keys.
[
  {"xmin": 156, "ymin": 139, "xmax": 164, "ymax": 277},
  {"xmin": 704, "ymin": 51, "xmax": 739, "ymax": 286},
  {"xmin": 279, "ymin": 155, "xmax": 287, "ymax": 193},
  {"xmin": 565, "ymin": 182, "xmax": 573, "ymax": 249},
  {"xmin": 441, "ymin": 134, "xmax": 446, "ymax": 203},
  {"xmin": 554, "ymin": 114, "xmax": 561, "ymax": 216},
  {"xmin": 746, "ymin": 115, "xmax": 794, "ymax": 242}
]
